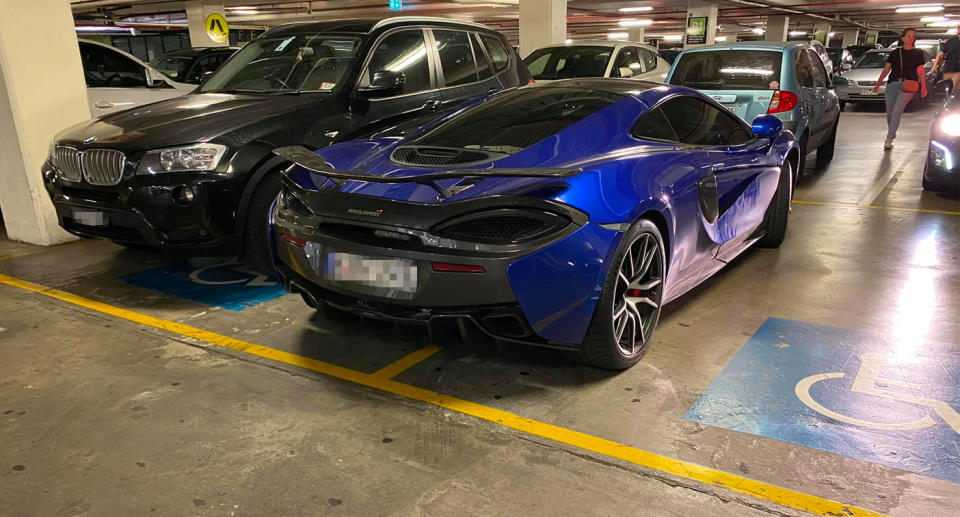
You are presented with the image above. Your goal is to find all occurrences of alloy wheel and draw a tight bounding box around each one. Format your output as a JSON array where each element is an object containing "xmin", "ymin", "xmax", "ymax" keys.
[{"xmin": 611, "ymin": 232, "xmax": 664, "ymax": 356}]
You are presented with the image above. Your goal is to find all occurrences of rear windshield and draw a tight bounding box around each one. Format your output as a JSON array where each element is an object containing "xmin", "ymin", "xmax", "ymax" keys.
[
  {"xmin": 408, "ymin": 87, "xmax": 624, "ymax": 154},
  {"xmin": 669, "ymin": 50, "xmax": 783, "ymax": 90},
  {"xmin": 855, "ymin": 52, "xmax": 890, "ymax": 69},
  {"xmin": 523, "ymin": 46, "xmax": 612, "ymax": 80}
]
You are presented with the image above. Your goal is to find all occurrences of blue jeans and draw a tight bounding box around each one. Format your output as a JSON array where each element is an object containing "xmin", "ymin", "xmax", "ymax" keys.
[{"xmin": 884, "ymin": 81, "xmax": 914, "ymax": 141}]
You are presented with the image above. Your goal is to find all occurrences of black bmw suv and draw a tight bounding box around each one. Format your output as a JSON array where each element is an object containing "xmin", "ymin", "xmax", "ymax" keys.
[{"xmin": 42, "ymin": 17, "xmax": 530, "ymax": 272}]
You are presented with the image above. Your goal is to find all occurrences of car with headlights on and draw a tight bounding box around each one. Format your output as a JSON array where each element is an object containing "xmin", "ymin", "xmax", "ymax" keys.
[
  {"xmin": 43, "ymin": 17, "xmax": 529, "ymax": 273},
  {"xmin": 271, "ymin": 79, "xmax": 798, "ymax": 370},
  {"xmin": 924, "ymin": 94, "xmax": 960, "ymax": 192},
  {"xmin": 668, "ymin": 41, "xmax": 840, "ymax": 175}
]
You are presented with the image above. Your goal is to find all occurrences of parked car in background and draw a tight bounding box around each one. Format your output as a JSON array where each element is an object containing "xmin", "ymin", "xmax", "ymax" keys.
[
  {"xmin": 826, "ymin": 48, "xmax": 846, "ymax": 72},
  {"xmin": 834, "ymin": 48, "xmax": 935, "ymax": 110},
  {"xmin": 667, "ymin": 41, "xmax": 841, "ymax": 175},
  {"xmin": 658, "ymin": 48, "xmax": 682, "ymax": 65},
  {"xmin": 805, "ymin": 40, "xmax": 835, "ymax": 77},
  {"xmin": 79, "ymin": 39, "xmax": 194, "ymax": 117},
  {"xmin": 924, "ymin": 92, "xmax": 960, "ymax": 192},
  {"xmin": 271, "ymin": 79, "xmax": 798, "ymax": 370},
  {"xmin": 44, "ymin": 18, "xmax": 530, "ymax": 274},
  {"xmin": 149, "ymin": 46, "xmax": 239, "ymax": 84},
  {"xmin": 524, "ymin": 41, "xmax": 670, "ymax": 83},
  {"xmin": 843, "ymin": 44, "xmax": 883, "ymax": 65}
]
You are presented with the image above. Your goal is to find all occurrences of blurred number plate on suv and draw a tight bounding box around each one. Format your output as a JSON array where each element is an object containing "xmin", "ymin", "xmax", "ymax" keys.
[
  {"xmin": 860, "ymin": 88, "xmax": 876, "ymax": 95},
  {"xmin": 72, "ymin": 209, "xmax": 108, "ymax": 226},
  {"xmin": 322, "ymin": 252, "xmax": 418, "ymax": 295}
]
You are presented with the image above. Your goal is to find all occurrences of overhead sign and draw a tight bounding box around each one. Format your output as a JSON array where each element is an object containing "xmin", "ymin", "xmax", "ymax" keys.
[
  {"xmin": 686, "ymin": 16, "xmax": 707, "ymax": 45},
  {"xmin": 205, "ymin": 12, "xmax": 229, "ymax": 44},
  {"xmin": 123, "ymin": 261, "xmax": 286, "ymax": 311},
  {"xmin": 389, "ymin": 0, "xmax": 402, "ymax": 11},
  {"xmin": 685, "ymin": 318, "xmax": 960, "ymax": 485}
]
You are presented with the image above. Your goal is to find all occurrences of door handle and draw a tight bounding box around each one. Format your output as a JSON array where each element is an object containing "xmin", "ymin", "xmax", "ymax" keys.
[
  {"xmin": 94, "ymin": 101, "xmax": 116, "ymax": 108},
  {"xmin": 487, "ymin": 87, "xmax": 500, "ymax": 94},
  {"xmin": 422, "ymin": 100, "xmax": 441, "ymax": 111}
]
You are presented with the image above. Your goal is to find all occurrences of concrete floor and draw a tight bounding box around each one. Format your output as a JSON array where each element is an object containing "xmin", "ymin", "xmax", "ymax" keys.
[{"xmin": 1, "ymin": 103, "xmax": 958, "ymax": 516}]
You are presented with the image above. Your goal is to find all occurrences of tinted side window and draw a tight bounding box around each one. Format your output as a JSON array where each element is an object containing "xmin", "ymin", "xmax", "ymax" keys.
[
  {"xmin": 807, "ymin": 50, "xmax": 828, "ymax": 88},
  {"xmin": 471, "ymin": 33, "xmax": 493, "ymax": 81},
  {"xmin": 434, "ymin": 30, "xmax": 478, "ymax": 87},
  {"xmin": 631, "ymin": 107, "xmax": 678, "ymax": 142},
  {"xmin": 795, "ymin": 51, "xmax": 814, "ymax": 88},
  {"xmin": 638, "ymin": 48, "xmax": 658, "ymax": 72},
  {"xmin": 80, "ymin": 43, "xmax": 147, "ymax": 88},
  {"xmin": 610, "ymin": 47, "xmax": 641, "ymax": 78},
  {"xmin": 186, "ymin": 54, "xmax": 226, "ymax": 83},
  {"xmin": 480, "ymin": 35, "xmax": 510, "ymax": 72},
  {"xmin": 366, "ymin": 30, "xmax": 431, "ymax": 95},
  {"xmin": 658, "ymin": 97, "xmax": 751, "ymax": 146}
]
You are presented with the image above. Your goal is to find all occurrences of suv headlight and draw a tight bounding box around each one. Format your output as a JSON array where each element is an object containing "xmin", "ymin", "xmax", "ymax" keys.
[{"xmin": 136, "ymin": 143, "xmax": 228, "ymax": 175}]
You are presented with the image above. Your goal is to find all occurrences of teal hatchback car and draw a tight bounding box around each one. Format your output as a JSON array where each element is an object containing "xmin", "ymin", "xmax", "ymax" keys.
[{"xmin": 667, "ymin": 41, "xmax": 840, "ymax": 176}]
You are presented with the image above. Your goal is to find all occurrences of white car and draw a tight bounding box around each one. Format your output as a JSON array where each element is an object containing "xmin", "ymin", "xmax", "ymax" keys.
[
  {"xmin": 78, "ymin": 40, "xmax": 194, "ymax": 117},
  {"xmin": 523, "ymin": 41, "xmax": 670, "ymax": 84}
]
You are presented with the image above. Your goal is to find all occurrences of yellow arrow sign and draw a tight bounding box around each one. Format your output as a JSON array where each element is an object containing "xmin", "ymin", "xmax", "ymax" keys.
[{"xmin": 205, "ymin": 12, "xmax": 229, "ymax": 43}]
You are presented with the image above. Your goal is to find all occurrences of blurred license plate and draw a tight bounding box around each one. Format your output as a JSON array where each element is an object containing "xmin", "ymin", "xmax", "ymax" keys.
[
  {"xmin": 72, "ymin": 209, "xmax": 107, "ymax": 226},
  {"xmin": 860, "ymin": 88, "xmax": 877, "ymax": 95},
  {"xmin": 323, "ymin": 252, "xmax": 417, "ymax": 294}
]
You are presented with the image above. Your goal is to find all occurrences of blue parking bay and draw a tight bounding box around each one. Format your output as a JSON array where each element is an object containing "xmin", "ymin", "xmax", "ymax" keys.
[
  {"xmin": 685, "ymin": 318, "xmax": 960, "ymax": 485},
  {"xmin": 123, "ymin": 261, "xmax": 287, "ymax": 311}
]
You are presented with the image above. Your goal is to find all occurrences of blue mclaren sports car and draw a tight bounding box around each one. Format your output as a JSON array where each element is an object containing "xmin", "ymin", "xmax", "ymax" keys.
[{"xmin": 271, "ymin": 79, "xmax": 799, "ymax": 369}]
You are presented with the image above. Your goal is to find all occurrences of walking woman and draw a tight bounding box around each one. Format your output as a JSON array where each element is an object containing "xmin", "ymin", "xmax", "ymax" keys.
[{"xmin": 874, "ymin": 27, "xmax": 928, "ymax": 150}]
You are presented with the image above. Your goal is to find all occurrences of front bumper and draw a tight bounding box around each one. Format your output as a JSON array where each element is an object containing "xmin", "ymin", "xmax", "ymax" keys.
[
  {"xmin": 837, "ymin": 85, "xmax": 885, "ymax": 102},
  {"xmin": 272, "ymin": 182, "xmax": 620, "ymax": 346},
  {"xmin": 925, "ymin": 140, "xmax": 960, "ymax": 190},
  {"xmin": 42, "ymin": 159, "xmax": 245, "ymax": 251}
]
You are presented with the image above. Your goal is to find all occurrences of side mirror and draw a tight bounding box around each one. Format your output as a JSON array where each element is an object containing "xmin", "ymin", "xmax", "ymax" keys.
[
  {"xmin": 145, "ymin": 68, "xmax": 166, "ymax": 87},
  {"xmin": 751, "ymin": 114, "xmax": 784, "ymax": 139},
  {"xmin": 358, "ymin": 70, "xmax": 405, "ymax": 98},
  {"xmin": 618, "ymin": 67, "xmax": 634, "ymax": 78},
  {"xmin": 199, "ymin": 70, "xmax": 215, "ymax": 85}
]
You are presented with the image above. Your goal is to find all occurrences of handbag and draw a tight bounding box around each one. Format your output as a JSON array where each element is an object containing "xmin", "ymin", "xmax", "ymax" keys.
[{"xmin": 900, "ymin": 49, "xmax": 920, "ymax": 93}]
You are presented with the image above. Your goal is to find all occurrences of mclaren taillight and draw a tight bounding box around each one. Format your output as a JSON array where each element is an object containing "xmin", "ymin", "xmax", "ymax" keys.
[
  {"xmin": 767, "ymin": 90, "xmax": 798, "ymax": 114},
  {"xmin": 281, "ymin": 234, "xmax": 306, "ymax": 247},
  {"xmin": 431, "ymin": 262, "xmax": 486, "ymax": 273}
]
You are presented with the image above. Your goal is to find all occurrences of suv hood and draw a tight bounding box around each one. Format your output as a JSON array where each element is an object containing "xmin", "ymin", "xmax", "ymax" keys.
[{"xmin": 54, "ymin": 93, "xmax": 325, "ymax": 151}]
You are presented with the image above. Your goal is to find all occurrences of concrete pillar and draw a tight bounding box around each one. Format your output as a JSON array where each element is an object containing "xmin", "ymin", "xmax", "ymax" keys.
[
  {"xmin": 627, "ymin": 27, "xmax": 645, "ymax": 43},
  {"xmin": 519, "ymin": 0, "xmax": 566, "ymax": 58},
  {"xmin": 684, "ymin": 3, "xmax": 718, "ymax": 48},
  {"xmin": 765, "ymin": 15, "xmax": 789, "ymax": 42},
  {"xmin": 865, "ymin": 30, "xmax": 879, "ymax": 46},
  {"xmin": 0, "ymin": 0, "xmax": 89, "ymax": 245},
  {"xmin": 842, "ymin": 30, "xmax": 859, "ymax": 48},
  {"xmin": 186, "ymin": 0, "xmax": 229, "ymax": 48},
  {"xmin": 813, "ymin": 21, "xmax": 831, "ymax": 44}
]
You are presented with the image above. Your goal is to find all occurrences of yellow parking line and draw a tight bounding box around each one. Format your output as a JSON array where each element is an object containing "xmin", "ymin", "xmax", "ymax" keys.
[
  {"xmin": 793, "ymin": 199, "xmax": 960, "ymax": 216},
  {"xmin": 0, "ymin": 272, "xmax": 887, "ymax": 517},
  {"xmin": 372, "ymin": 345, "xmax": 442, "ymax": 379}
]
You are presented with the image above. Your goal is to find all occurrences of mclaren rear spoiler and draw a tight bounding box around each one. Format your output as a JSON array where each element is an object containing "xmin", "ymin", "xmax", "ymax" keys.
[{"xmin": 274, "ymin": 145, "xmax": 581, "ymax": 199}]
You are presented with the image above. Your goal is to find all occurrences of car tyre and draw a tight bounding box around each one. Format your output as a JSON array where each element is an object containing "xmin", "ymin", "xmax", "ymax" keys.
[
  {"xmin": 758, "ymin": 161, "xmax": 792, "ymax": 249},
  {"xmin": 243, "ymin": 171, "xmax": 282, "ymax": 276},
  {"xmin": 111, "ymin": 241, "xmax": 156, "ymax": 252},
  {"xmin": 578, "ymin": 219, "xmax": 665, "ymax": 370},
  {"xmin": 814, "ymin": 118, "xmax": 838, "ymax": 169}
]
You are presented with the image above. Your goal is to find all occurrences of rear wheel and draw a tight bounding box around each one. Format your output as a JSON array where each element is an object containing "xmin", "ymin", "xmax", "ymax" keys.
[
  {"xmin": 758, "ymin": 161, "xmax": 792, "ymax": 248},
  {"xmin": 242, "ymin": 172, "xmax": 281, "ymax": 276},
  {"xmin": 578, "ymin": 220, "xmax": 665, "ymax": 370},
  {"xmin": 814, "ymin": 119, "xmax": 838, "ymax": 169}
]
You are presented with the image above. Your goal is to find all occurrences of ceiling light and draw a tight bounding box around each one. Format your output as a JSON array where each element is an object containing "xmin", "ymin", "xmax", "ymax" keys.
[
  {"xmin": 752, "ymin": 28, "xmax": 765, "ymax": 35},
  {"xmin": 230, "ymin": 10, "xmax": 258, "ymax": 15},
  {"xmin": 663, "ymin": 35, "xmax": 683, "ymax": 42},
  {"xmin": 895, "ymin": 4, "xmax": 943, "ymax": 13},
  {"xmin": 619, "ymin": 7, "xmax": 653, "ymax": 12},
  {"xmin": 921, "ymin": 16, "xmax": 947, "ymax": 22},
  {"xmin": 565, "ymin": 39, "xmax": 573, "ymax": 44},
  {"xmin": 949, "ymin": 28, "xmax": 959, "ymax": 34},
  {"xmin": 618, "ymin": 19, "xmax": 653, "ymax": 27},
  {"xmin": 927, "ymin": 21, "xmax": 956, "ymax": 27},
  {"xmin": 715, "ymin": 36, "xmax": 728, "ymax": 42},
  {"xmin": 608, "ymin": 32, "xmax": 629, "ymax": 40},
  {"xmin": 789, "ymin": 30, "xmax": 808, "ymax": 36},
  {"xmin": 828, "ymin": 32, "xmax": 836, "ymax": 38}
]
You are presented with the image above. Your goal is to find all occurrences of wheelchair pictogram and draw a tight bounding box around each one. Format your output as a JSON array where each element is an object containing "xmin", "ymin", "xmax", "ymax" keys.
[{"xmin": 795, "ymin": 352, "xmax": 960, "ymax": 433}]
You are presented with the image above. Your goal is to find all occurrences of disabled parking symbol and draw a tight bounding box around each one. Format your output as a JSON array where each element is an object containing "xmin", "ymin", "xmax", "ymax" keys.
[
  {"xmin": 685, "ymin": 318, "xmax": 960, "ymax": 485},
  {"xmin": 123, "ymin": 260, "xmax": 287, "ymax": 311}
]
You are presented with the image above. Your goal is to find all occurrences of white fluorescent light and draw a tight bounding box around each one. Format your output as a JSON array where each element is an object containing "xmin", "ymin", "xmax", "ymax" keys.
[
  {"xmin": 752, "ymin": 28, "xmax": 765, "ymax": 35},
  {"xmin": 619, "ymin": 7, "xmax": 653, "ymax": 12},
  {"xmin": 618, "ymin": 19, "xmax": 653, "ymax": 27},
  {"xmin": 230, "ymin": 10, "xmax": 258, "ymax": 15},
  {"xmin": 608, "ymin": 32, "xmax": 629, "ymax": 40},
  {"xmin": 828, "ymin": 32, "xmax": 836, "ymax": 38},
  {"xmin": 927, "ymin": 21, "xmax": 956, "ymax": 27},
  {"xmin": 663, "ymin": 35, "xmax": 683, "ymax": 42},
  {"xmin": 789, "ymin": 30, "xmax": 808, "ymax": 36},
  {"xmin": 75, "ymin": 25, "xmax": 136, "ymax": 35},
  {"xmin": 895, "ymin": 4, "xmax": 943, "ymax": 13},
  {"xmin": 565, "ymin": 39, "xmax": 573, "ymax": 44},
  {"xmin": 715, "ymin": 36, "xmax": 728, "ymax": 42},
  {"xmin": 921, "ymin": 16, "xmax": 946, "ymax": 22}
]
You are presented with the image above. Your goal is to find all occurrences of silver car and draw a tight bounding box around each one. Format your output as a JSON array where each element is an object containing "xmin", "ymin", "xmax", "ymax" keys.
[{"xmin": 835, "ymin": 48, "xmax": 934, "ymax": 110}]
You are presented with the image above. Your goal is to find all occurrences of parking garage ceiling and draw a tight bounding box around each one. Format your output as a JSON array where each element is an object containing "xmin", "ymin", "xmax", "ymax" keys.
[{"xmin": 70, "ymin": 0, "xmax": 960, "ymax": 42}]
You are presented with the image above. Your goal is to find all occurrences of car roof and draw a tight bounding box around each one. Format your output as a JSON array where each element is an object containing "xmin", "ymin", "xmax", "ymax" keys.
[
  {"xmin": 677, "ymin": 41, "xmax": 805, "ymax": 53},
  {"xmin": 536, "ymin": 78, "xmax": 664, "ymax": 98},
  {"xmin": 263, "ymin": 16, "xmax": 492, "ymax": 37},
  {"xmin": 536, "ymin": 40, "xmax": 649, "ymax": 49}
]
